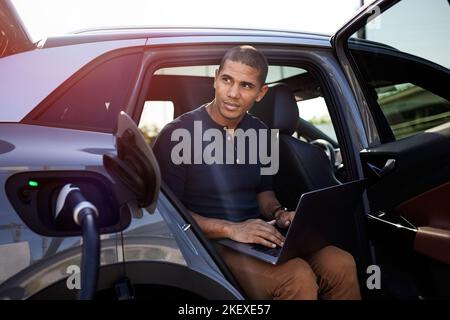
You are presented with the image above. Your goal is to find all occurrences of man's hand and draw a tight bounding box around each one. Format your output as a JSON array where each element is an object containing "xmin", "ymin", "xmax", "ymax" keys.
[
  {"xmin": 275, "ymin": 211, "xmax": 295, "ymax": 228},
  {"xmin": 256, "ymin": 191, "xmax": 294, "ymax": 229},
  {"xmin": 228, "ymin": 219, "xmax": 285, "ymax": 248}
]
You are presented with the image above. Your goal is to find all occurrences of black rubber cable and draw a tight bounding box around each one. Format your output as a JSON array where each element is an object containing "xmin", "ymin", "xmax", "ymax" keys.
[{"xmin": 78, "ymin": 208, "xmax": 99, "ymax": 300}]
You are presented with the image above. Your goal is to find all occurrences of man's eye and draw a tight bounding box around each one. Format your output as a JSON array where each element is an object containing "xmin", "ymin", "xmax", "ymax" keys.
[
  {"xmin": 222, "ymin": 77, "xmax": 230, "ymax": 83},
  {"xmin": 242, "ymin": 83, "xmax": 252, "ymax": 89}
]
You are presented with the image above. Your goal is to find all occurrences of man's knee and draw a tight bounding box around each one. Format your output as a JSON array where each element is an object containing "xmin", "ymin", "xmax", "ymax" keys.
[
  {"xmin": 273, "ymin": 258, "xmax": 318, "ymax": 299},
  {"xmin": 312, "ymin": 246, "xmax": 361, "ymax": 300},
  {"xmin": 288, "ymin": 258, "xmax": 318, "ymax": 283},
  {"xmin": 324, "ymin": 246, "xmax": 357, "ymax": 275},
  {"xmin": 307, "ymin": 245, "xmax": 358, "ymax": 280}
]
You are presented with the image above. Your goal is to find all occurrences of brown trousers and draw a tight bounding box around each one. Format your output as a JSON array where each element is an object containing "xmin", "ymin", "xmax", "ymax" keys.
[{"xmin": 217, "ymin": 245, "xmax": 361, "ymax": 300}]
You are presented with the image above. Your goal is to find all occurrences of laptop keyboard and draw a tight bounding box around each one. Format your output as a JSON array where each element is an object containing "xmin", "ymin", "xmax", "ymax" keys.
[{"xmin": 251, "ymin": 245, "xmax": 281, "ymax": 257}]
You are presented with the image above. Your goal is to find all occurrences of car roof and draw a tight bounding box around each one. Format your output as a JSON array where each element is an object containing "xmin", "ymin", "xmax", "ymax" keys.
[{"xmin": 42, "ymin": 27, "xmax": 332, "ymax": 49}]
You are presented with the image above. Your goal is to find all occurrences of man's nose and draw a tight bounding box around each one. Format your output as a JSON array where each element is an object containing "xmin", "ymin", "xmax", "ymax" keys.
[{"xmin": 227, "ymin": 83, "xmax": 240, "ymax": 99}]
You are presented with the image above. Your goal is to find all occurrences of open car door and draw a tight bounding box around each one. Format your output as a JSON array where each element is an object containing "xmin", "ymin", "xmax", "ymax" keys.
[
  {"xmin": 332, "ymin": 0, "xmax": 450, "ymax": 299},
  {"xmin": 0, "ymin": 0, "xmax": 35, "ymax": 58}
]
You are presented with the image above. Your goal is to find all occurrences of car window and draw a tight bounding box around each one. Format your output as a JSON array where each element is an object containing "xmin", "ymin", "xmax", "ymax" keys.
[
  {"xmin": 144, "ymin": 64, "xmax": 306, "ymax": 142},
  {"xmin": 375, "ymin": 82, "xmax": 450, "ymax": 139},
  {"xmin": 156, "ymin": 65, "xmax": 306, "ymax": 83},
  {"xmin": 31, "ymin": 53, "xmax": 142, "ymax": 132},
  {"xmin": 350, "ymin": 0, "xmax": 449, "ymax": 70},
  {"xmin": 296, "ymin": 96, "xmax": 337, "ymax": 142},
  {"xmin": 348, "ymin": 0, "xmax": 450, "ymax": 140},
  {"xmin": 139, "ymin": 100, "xmax": 174, "ymax": 145},
  {"xmin": 149, "ymin": 65, "xmax": 338, "ymax": 144}
]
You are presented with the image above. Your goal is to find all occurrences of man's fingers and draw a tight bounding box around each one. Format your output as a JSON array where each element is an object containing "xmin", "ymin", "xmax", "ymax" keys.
[
  {"xmin": 256, "ymin": 224, "xmax": 285, "ymax": 243},
  {"xmin": 245, "ymin": 232, "xmax": 277, "ymax": 248},
  {"xmin": 255, "ymin": 230, "xmax": 284, "ymax": 247},
  {"xmin": 276, "ymin": 212, "xmax": 294, "ymax": 228},
  {"xmin": 248, "ymin": 219, "xmax": 285, "ymax": 243},
  {"xmin": 255, "ymin": 237, "xmax": 279, "ymax": 248}
]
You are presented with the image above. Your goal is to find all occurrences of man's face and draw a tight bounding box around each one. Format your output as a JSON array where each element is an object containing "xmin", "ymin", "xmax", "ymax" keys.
[{"xmin": 213, "ymin": 60, "xmax": 268, "ymax": 124}]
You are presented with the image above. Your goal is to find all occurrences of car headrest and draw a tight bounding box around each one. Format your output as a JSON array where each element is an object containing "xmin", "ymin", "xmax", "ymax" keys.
[{"xmin": 249, "ymin": 83, "xmax": 299, "ymax": 135}]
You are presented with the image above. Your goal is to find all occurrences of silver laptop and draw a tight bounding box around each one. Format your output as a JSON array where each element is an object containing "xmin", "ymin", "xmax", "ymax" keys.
[{"xmin": 218, "ymin": 179, "xmax": 366, "ymax": 265}]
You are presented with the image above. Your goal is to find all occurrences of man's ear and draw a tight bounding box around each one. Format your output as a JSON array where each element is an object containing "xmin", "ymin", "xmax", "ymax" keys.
[
  {"xmin": 255, "ymin": 84, "xmax": 269, "ymax": 102},
  {"xmin": 213, "ymin": 69, "xmax": 219, "ymax": 89}
]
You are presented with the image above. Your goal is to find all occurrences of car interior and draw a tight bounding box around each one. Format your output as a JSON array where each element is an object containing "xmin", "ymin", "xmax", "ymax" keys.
[
  {"xmin": 141, "ymin": 48, "xmax": 450, "ymax": 299},
  {"xmin": 140, "ymin": 62, "xmax": 367, "ymax": 297},
  {"xmin": 143, "ymin": 65, "xmax": 346, "ymax": 210}
]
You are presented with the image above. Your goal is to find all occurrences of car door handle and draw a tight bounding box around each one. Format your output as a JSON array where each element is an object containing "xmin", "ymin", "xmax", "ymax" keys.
[{"xmin": 367, "ymin": 159, "xmax": 396, "ymax": 178}]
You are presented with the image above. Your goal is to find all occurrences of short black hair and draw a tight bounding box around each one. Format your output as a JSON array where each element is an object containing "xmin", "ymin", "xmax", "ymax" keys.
[{"xmin": 219, "ymin": 45, "xmax": 268, "ymax": 85}]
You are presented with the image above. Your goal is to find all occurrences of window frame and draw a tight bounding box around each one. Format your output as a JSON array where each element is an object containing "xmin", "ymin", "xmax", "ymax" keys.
[{"xmin": 133, "ymin": 42, "xmax": 373, "ymax": 275}]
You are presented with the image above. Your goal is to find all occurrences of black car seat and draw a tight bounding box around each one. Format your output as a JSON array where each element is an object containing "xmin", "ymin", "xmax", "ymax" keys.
[{"xmin": 250, "ymin": 83, "xmax": 340, "ymax": 209}]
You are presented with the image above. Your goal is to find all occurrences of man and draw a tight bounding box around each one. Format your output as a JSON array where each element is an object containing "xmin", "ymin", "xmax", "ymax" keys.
[{"xmin": 153, "ymin": 45, "xmax": 361, "ymax": 300}]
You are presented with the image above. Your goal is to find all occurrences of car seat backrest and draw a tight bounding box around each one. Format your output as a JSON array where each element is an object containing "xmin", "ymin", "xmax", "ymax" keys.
[
  {"xmin": 250, "ymin": 83, "xmax": 299, "ymax": 135},
  {"xmin": 250, "ymin": 83, "xmax": 340, "ymax": 208}
]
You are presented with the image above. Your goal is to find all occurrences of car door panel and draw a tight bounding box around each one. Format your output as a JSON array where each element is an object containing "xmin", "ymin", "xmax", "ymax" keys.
[
  {"xmin": 361, "ymin": 126, "xmax": 450, "ymax": 264},
  {"xmin": 396, "ymin": 181, "xmax": 450, "ymax": 266},
  {"xmin": 361, "ymin": 127, "xmax": 450, "ymax": 213},
  {"xmin": 396, "ymin": 182, "xmax": 450, "ymax": 231},
  {"xmin": 333, "ymin": 0, "xmax": 450, "ymax": 298},
  {"xmin": 415, "ymin": 226, "xmax": 450, "ymax": 266}
]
